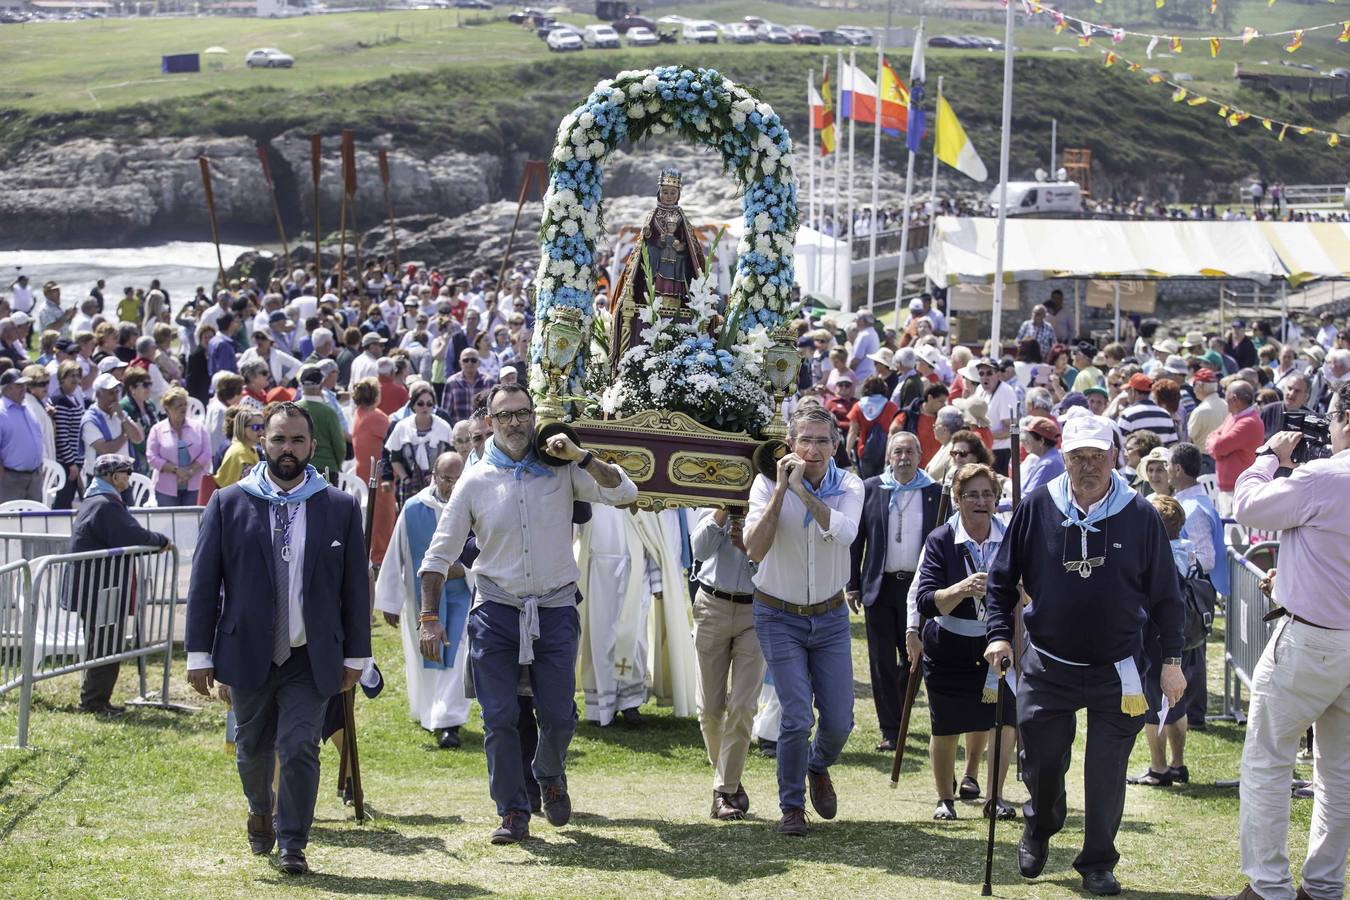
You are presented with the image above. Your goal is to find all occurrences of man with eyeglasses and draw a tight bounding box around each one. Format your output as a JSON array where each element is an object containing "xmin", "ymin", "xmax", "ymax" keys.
[
  {"xmin": 1222, "ymin": 385, "xmax": 1350, "ymax": 900},
  {"xmin": 744, "ymin": 405, "xmax": 865, "ymax": 837},
  {"xmin": 416, "ymin": 383, "xmax": 636, "ymax": 845},
  {"xmin": 440, "ymin": 347, "xmax": 494, "ymax": 428},
  {"xmin": 375, "ymin": 451, "xmax": 472, "ymax": 750},
  {"xmin": 972, "ymin": 356, "xmax": 1017, "ymax": 476},
  {"xmin": 985, "ymin": 414, "xmax": 1185, "ymax": 897},
  {"xmin": 848, "ymin": 431, "xmax": 942, "ymax": 753}
]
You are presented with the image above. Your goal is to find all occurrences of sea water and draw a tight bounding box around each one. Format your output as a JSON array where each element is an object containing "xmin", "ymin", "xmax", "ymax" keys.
[{"xmin": 0, "ymin": 241, "xmax": 258, "ymax": 311}]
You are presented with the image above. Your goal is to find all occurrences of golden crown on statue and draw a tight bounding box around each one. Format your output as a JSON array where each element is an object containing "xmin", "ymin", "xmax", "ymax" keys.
[{"xmin": 657, "ymin": 167, "xmax": 682, "ymax": 189}]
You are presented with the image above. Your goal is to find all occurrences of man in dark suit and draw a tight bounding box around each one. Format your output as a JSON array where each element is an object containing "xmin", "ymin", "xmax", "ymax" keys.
[
  {"xmin": 186, "ymin": 402, "xmax": 371, "ymax": 876},
  {"xmin": 848, "ymin": 431, "xmax": 942, "ymax": 751}
]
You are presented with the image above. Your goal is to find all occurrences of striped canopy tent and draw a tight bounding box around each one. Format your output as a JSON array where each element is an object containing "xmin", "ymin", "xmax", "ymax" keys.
[{"xmin": 1257, "ymin": 221, "xmax": 1350, "ymax": 287}]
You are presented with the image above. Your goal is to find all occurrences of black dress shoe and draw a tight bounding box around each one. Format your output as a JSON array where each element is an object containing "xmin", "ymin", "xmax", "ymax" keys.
[
  {"xmin": 437, "ymin": 726, "xmax": 461, "ymax": 749},
  {"xmin": 758, "ymin": 738, "xmax": 777, "ymax": 758},
  {"xmin": 1018, "ymin": 835, "xmax": 1048, "ymax": 878},
  {"xmin": 278, "ymin": 848, "xmax": 309, "ymax": 875},
  {"xmin": 729, "ymin": 783, "xmax": 750, "ymax": 814},
  {"xmin": 1082, "ymin": 870, "xmax": 1121, "ymax": 896},
  {"xmin": 777, "ymin": 807, "xmax": 808, "ymax": 837},
  {"xmin": 958, "ymin": 775, "xmax": 981, "ymax": 800},
  {"xmin": 876, "ymin": 737, "xmax": 897, "ymax": 752},
  {"xmin": 807, "ymin": 768, "xmax": 837, "ymax": 820},
  {"xmin": 620, "ymin": 707, "xmax": 643, "ymax": 725},
  {"xmin": 542, "ymin": 781, "xmax": 571, "ymax": 827},
  {"xmin": 246, "ymin": 812, "xmax": 275, "ymax": 855}
]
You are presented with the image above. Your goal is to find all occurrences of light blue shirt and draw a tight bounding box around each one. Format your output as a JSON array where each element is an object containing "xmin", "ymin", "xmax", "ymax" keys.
[
  {"xmin": 689, "ymin": 509, "xmax": 757, "ymax": 596},
  {"xmin": 0, "ymin": 395, "xmax": 44, "ymax": 472}
]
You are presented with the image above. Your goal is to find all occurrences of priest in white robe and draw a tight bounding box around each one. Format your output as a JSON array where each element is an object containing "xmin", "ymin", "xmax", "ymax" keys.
[
  {"xmin": 576, "ymin": 505, "xmax": 697, "ymax": 726},
  {"xmin": 375, "ymin": 451, "xmax": 472, "ymax": 749}
]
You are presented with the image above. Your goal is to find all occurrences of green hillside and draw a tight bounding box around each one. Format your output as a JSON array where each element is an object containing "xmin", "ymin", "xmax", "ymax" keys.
[{"xmin": 1, "ymin": 1, "xmax": 1348, "ymax": 196}]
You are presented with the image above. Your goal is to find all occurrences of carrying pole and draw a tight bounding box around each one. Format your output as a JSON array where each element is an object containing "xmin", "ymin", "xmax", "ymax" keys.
[
  {"xmin": 378, "ymin": 150, "xmax": 400, "ymax": 271},
  {"xmin": 198, "ymin": 157, "xmax": 227, "ymax": 290},
  {"xmin": 257, "ymin": 143, "xmax": 291, "ymax": 277}
]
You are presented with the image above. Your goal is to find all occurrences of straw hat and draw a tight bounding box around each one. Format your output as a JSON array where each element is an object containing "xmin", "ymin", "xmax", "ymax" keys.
[{"xmin": 954, "ymin": 396, "xmax": 991, "ymax": 430}]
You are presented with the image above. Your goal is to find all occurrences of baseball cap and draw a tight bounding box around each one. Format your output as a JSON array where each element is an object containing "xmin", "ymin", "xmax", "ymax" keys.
[
  {"xmin": 93, "ymin": 453, "xmax": 135, "ymax": 477},
  {"xmin": 1127, "ymin": 372, "xmax": 1153, "ymax": 392},
  {"xmin": 298, "ymin": 365, "xmax": 324, "ymax": 386},
  {"xmin": 796, "ymin": 335, "xmax": 814, "ymax": 349},
  {"xmin": 499, "ymin": 365, "xmax": 518, "ymax": 380},
  {"xmin": 1057, "ymin": 391, "xmax": 1088, "ymax": 412},
  {"xmin": 10, "ymin": 311, "xmax": 31, "ymax": 327},
  {"xmin": 908, "ymin": 298, "xmax": 925, "ymax": 312},
  {"xmin": 54, "ymin": 338, "xmax": 76, "ymax": 354},
  {"xmin": 1082, "ymin": 385, "xmax": 1110, "ymax": 399},
  {"xmin": 268, "ymin": 310, "xmax": 288, "ymax": 324},
  {"xmin": 1061, "ymin": 414, "xmax": 1115, "ymax": 453},
  {"xmin": 1193, "ymin": 368, "xmax": 1218, "ymax": 383},
  {"xmin": 1022, "ymin": 415, "xmax": 1061, "ymax": 442},
  {"xmin": 98, "ymin": 357, "xmax": 127, "ymax": 374},
  {"xmin": 266, "ymin": 386, "xmax": 294, "ymax": 403},
  {"xmin": 93, "ymin": 373, "xmax": 122, "ymax": 393},
  {"xmin": 914, "ymin": 345, "xmax": 942, "ymax": 368},
  {"xmin": 361, "ymin": 332, "xmax": 385, "ymax": 347},
  {"xmin": 0, "ymin": 369, "xmax": 30, "ymax": 387}
]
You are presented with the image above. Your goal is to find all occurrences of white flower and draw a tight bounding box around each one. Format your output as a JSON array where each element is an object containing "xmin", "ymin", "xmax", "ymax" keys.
[
  {"xmin": 561, "ymin": 219, "xmax": 579, "ymax": 236},
  {"xmin": 750, "ymin": 295, "xmax": 765, "ymax": 310},
  {"xmin": 571, "ymin": 129, "xmax": 587, "ymax": 146},
  {"xmin": 578, "ymin": 112, "xmax": 595, "ymax": 130},
  {"xmin": 646, "ymin": 98, "xmax": 660, "ymax": 112},
  {"xmin": 561, "ymin": 259, "xmax": 577, "ymax": 276},
  {"xmin": 695, "ymin": 118, "xmax": 711, "ymax": 133},
  {"xmin": 574, "ymin": 145, "xmax": 591, "ymax": 161},
  {"xmin": 755, "ymin": 235, "xmax": 770, "ymax": 254},
  {"xmin": 650, "ymin": 124, "xmax": 666, "ymax": 134},
  {"xmin": 762, "ymin": 158, "xmax": 777, "ymax": 175},
  {"xmin": 734, "ymin": 98, "xmax": 755, "ymax": 113},
  {"xmin": 753, "ymin": 212, "xmax": 772, "ymax": 233},
  {"xmin": 627, "ymin": 104, "xmax": 646, "ymax": 119},
  {"xmin": 730, "ymin": 110, "xmax": 746, "ymax": 127},
  {"xmin": 553, "ymin": 145, "xmax": 573, "ymax": 163},
  {"xmin": 559, "ymin": 113, "xmax": 577, "ymax": 132},
  {"xmin": 756, "ymin": 102, "xmax": 772, "ymax": 118},
  {"xmin": 648, "ymin": 375, "xmax": 667, "ymax": 396},
  {"xmin": 588, "ymin": 140, "xmax": 604, "ymax": 158},
  {"xmin": 642, "ymin": 73, "xmax": 659, "ymax": 92},
  {"xmin": 546, "ymin": 225, "xmax": 557, "ymax": 240}
]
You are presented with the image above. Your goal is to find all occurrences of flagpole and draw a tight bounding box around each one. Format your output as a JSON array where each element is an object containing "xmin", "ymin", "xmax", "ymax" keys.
[
  {"xmin": 808, "ymin": 66, "xmax": 820, "ymax": 295},
  {"xmin": 833, "ymin": 49, "xmax": 844, "ymax": 309},
  {"xmin": 892, "ymin": 17, "xmax": 924, "ymax": 329},
  {"xmin": 926, "ymin": 75, "xmax": 943, "ymax": 294},
  {"xmin": 990, "ymin": 0, "xmax": 1017, "ymax": 358},
  {"xmin": 866, "ymin": 34, "xmax": 885, "ymax": 313},
  {"xmin": 846, "ymin": 47, "xmax": 859, "ymax": 313}
]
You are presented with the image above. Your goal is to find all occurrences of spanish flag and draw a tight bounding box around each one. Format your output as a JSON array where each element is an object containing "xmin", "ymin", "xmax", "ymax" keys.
[
  {"xmin": 812, "ymin": 74, "xmax": 836, "ymax": 155},
  {"xmin": 879, "ymin": 58, "xmax": 912, "ymax": 134}
]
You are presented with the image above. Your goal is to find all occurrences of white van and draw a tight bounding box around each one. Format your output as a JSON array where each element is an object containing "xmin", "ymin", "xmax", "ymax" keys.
[
  {"xmin": 683, "ymin": 21, "xmax": 719, "ymax": 43},
  {"xmin": 583, "ymin": 24, "xmax": 621, "ymax": 48},
  {"xmin": 990, "ymin": 181, "xmax": 1083, "ymax": 215}
]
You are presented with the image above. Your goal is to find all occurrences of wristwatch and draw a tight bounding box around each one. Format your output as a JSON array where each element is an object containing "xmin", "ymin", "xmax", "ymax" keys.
[
  {"xmin": 578, "ymin": 450, "xmax": 595, "ymax": 469},
  {"xmin": 1162, "ymin": 656, "xmax": 1183, "ymax": 667}
]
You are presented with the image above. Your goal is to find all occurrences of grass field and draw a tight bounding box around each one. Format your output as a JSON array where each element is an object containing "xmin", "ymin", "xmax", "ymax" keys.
[{"xmin": 0, "ymin": 614, "xmax": 1316, "ymax": 899}]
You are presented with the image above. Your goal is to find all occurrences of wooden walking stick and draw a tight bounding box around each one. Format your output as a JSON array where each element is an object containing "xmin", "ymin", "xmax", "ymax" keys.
[
  {"xmin": 890, "ymin": 480, "xmax": 952, "ymax": 785},
  {"xmin": 982, "ymin": 657, "xmax": 1012, "ymax": 897},
  {"xmin": 497, "ymin": 159, "xmax": 548, "ymax": 287},
  {"xmin": 310, "ymin": 134, "xmax": 322, "ymax": 279},
  {"xmin": 256, "ymin": 143, "xmax": 291, "ymax": 277},
  {"xmin": 1009, "ymin": 405, "xmax": 1026, "ymax": 782},
  {"xmin": 198, "ymin": 156, "xmax": 227, "ymax": 290},
  {"xmin": 378, "ymin": 150, "xmax": 399, "ymax": 271}
]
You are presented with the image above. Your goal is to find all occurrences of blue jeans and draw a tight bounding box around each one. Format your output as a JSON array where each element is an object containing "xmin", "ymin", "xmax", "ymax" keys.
[
  {"xmin": 468, "ymin": 599, "xmax": 579, "ymax": 818},
  {"xmin": 229, "ymin": 645, "xmax": 329, "ymax": 851},
  {"xmin": 753, "ymin": 601, "xmax": 855, "ymax": 812},
  {"xmin": 156, "ymin": 488, "xmax": 196, "ymax": 508}
]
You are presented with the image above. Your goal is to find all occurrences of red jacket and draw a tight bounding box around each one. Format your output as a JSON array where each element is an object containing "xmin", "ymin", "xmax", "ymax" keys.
[{"xmin": 1205, "ymin": 406, "xmax": 1264, "ymax": 491}]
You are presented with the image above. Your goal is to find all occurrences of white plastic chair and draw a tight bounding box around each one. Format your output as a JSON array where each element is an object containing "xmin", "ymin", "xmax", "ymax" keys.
[
  {"xmin": 186, "ymin": 396, "xmax": 206, "ymax": 422},
  {"xmin": 337, "ymin": 470, "xmax": 368, "ymax": 512},
  {"xmin": 41, "ymin": 458, "xmax": 66, "ymax": 507},
  {"xmin": 1197, "ymin": 473, "xmax": 1219, "ymax": 501},
  {"xmin": 0, "ymin": 500, "xmax": 49, "ymax": 512},
  {"xmin": 126, "ymin": 473, "xmax": 157, "ymax": 508}
]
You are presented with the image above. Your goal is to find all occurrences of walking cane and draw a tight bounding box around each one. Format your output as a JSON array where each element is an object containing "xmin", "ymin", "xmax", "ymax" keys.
[
  {"xmin": 981, "ymin": 656, "xmax": 1011, "ymax": 897},
  {"xmin": 890, "ymin": 481, "xmax": 952, "ymax": 785},
  {"xmin": 1009, "ymin": 405, "xmax": 1025, "ymax": 782}
]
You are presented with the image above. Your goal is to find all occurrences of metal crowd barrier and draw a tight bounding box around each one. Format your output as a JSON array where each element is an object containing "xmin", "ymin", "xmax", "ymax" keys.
[
  {"xmin": 0, "ymin": 545, "xmax": 180, "ymax": 748},
  {"xmin": 1220, "ymin": 543, "xmax": 1280, "ymax": 723}
]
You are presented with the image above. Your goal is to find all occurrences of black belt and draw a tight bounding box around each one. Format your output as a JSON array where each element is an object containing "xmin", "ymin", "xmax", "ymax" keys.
[
  {"xmin": 4, "ymin": 467, "xmax": 37, "ymax": 475},
  {"xmin": 753, "ymin": 589, "xmax": 846, "ymax": 616},
  {"xmin": 1265, "ymin": 606, "xmax": 1346, "ymax": 631},
  {"xmin": 699, "ymin": 584, "xmax": 754, "ymax": 605},
  {"xmin": 884, "ymin": 569, "xmax": 916, "ymax": 581}
]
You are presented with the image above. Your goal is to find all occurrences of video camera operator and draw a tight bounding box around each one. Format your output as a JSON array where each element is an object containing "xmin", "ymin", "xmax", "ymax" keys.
[{"xmin": 1223, "ymin": 382, "xmax": 1350, "ymax": 900}]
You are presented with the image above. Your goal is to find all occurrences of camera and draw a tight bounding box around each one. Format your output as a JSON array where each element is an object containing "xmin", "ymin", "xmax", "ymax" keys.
[{"xmin": 1283, "ymin": 410, "xmax": 1334, "ymax": 464}]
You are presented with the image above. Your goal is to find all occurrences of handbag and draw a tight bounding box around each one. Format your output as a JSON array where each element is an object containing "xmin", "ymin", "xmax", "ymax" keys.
[{"xmin": 1180, "ymin": 563, "xmax": 1217, "ymax": 652}]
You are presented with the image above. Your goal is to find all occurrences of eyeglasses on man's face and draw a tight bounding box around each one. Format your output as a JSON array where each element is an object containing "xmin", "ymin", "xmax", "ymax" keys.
[{"xmin": 490, "ymin": 408, "xmax": 533, "ymax": 424}]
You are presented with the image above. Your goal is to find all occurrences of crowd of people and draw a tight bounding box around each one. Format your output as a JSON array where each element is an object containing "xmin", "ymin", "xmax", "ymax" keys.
[{"xmin": 5, "ymin": 259, "xmax": 1348, "ymax": 898}]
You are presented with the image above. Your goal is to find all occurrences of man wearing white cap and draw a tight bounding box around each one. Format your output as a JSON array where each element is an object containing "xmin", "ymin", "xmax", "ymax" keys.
[
  {"xmin": 81, "ymin": 373, "xmax": 144, "ymax": 498},
  {"xmin": 848, "ymin": 313, "xmax": 879, "ymax": 380},
  {"xmin": 985, "ymin": 414, "xmax": 1186, "ymax": 897}
]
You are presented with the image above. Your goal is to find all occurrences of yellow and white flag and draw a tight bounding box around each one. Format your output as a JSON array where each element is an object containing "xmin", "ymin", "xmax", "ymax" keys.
[{"xmin": 935, "ymin": 95, "xmax": 987, "ymax": 182}]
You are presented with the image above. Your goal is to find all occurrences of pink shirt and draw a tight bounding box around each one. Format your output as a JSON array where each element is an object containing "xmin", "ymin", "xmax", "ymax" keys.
[
  {"xmin": 145, "ymin": 418, "xmax": 212, "ymax": 497},
  {"xmin": 1234, "ymin": 451, "xmax": 1350, "ymax": 629},
  {"xmin": 1205, "ymin": 406, "xmax": 1263, "ymax": 491}
]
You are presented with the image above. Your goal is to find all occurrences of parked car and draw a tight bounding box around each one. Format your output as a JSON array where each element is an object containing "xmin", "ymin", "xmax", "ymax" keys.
[
  {"xmin": 244, "ymin": 48, "xmax": 295, "ymax": 68},
  {"xmin": 1330, "ymin": 67, "xmax": 1350, "ymax": 78},
  {"xmin": 927, "ymin": 35, "xmax": 967, "ymax": 48},
  {"xmin": 610, "ymin": 14, "xmax": 655, "ymax": 34},
  {"xmin": 625, "ymin": 26, "xmax": 659, "ymax": 46},
  {"xmin": 721, "ymin": 22, "xmax": 756, "ymax": 43},
  {"xmin": 535, "ymin": 18, "xmax": 561, "ymax": 38},
  {"xmin": 742, "ymin": 15, "xmax": 765, "ymax": 28},
  {"xmin": 757, "ymin": 23, "xmax": 792, "ymax": 44},
  {"xmin": 835, "ymin": 25, "xmax": 874, "ymax": 45},
  {"xmin": 546, "ymin": 26, "xmax": 584, "ymax": 51},
  {"xmin": 508, "ymin": 6, "xmax": 546, "ymax": 23},
  {"xmin": 583, "ymin": 24, "xmax": 621, "ymax": 48},
  {"xmin": 683, "ymin": 21, "xmax": 719, "ymax": 43},
  {"xmin": 454, "ymin": 0, "xmax": 493, "ymax": 8},
  {"xmin": 820, "ymin": 29, "xmax": 864, "ymax": 46},
  {"xmin": 788, "ymin": 24, "xmax": 822, "ymax": 45}
]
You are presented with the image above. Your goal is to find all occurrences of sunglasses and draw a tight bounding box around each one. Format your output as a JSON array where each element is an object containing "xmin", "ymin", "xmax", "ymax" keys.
[
  {"xmin": 414, "ymin": 400, "xmax": 435, "ymax": 408},
  {"xmin": 248, "ymin": 423, "xmax": 264, "ymax": 432}
]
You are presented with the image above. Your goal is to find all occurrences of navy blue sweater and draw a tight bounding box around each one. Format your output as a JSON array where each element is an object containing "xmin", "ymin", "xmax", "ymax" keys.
[{"xmin": 986, "ymin": 486, "xmax": 1185, "ymax": 665}]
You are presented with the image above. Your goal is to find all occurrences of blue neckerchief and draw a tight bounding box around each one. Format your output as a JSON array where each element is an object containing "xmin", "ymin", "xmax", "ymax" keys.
[
  {"xmin": 953, "ymin": 514, "xmax": 1006, "ymax": 573},
  {"xmin": 858, "ymin": 394, "xmax": 887, "ymax": 420},
  {"xmin": 483, "ymin": 437, "xmax": 553, "ymax": 481},
  {"xmin": 1047, "ymin": 470, "xmax": 1136, "ymax": 533},
  {"xmin": 236, "ymin": 461, "xmax": 328, "ymax": 505},
  {"xmin": 802, "ymin": 459, "xmax": 848, "ymax": 527},
  {"xmin": 85, "ymin": 476, "xmax": 121, "ymax": 500},
  {"xmin": 878, "ymin": 465, "xmax": 934, "ymax": 510}
]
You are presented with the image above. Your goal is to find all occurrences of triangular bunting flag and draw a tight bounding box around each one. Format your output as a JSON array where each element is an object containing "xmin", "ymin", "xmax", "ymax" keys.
[
  {"xmin": 1210, "ymin": 38, "xmax": 1221, "ymax": 57},
  {"xmin": 1286, "ymin": 30, "xmax": 1303, "ymax": 52},
  {"xmin": 1173, "ymin": 87, "xmax": 1188, "ymax": 102}
]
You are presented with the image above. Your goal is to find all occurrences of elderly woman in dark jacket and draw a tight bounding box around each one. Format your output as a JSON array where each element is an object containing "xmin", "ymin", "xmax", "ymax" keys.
[
  {"xmin": 912, "ymin": 462, "xmax": 1017, "ymax": 821},
  {"xmin": 66, "ymin": 454, "xmax": 170, "ymax": 715}
]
